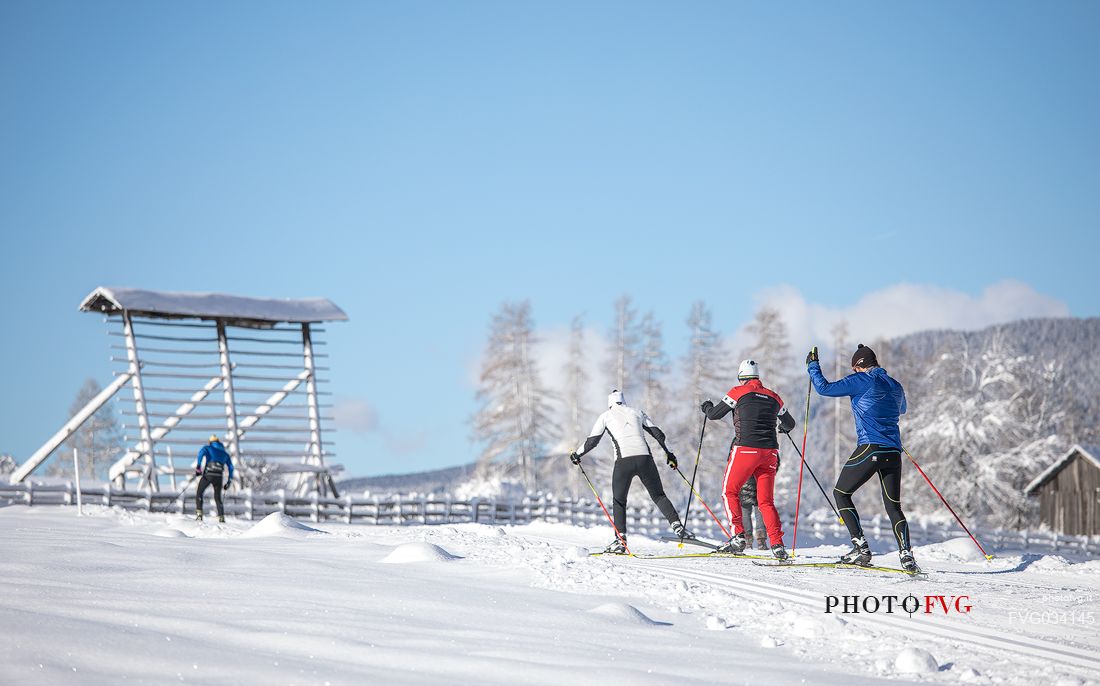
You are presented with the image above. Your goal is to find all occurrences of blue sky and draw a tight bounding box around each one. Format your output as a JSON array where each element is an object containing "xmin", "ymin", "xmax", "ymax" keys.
[{"xmin": 1, "ymin": 1, "xmax": 1097, "ymax": 478}]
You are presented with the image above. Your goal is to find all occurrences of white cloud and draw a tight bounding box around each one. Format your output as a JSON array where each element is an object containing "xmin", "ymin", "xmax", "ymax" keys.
[
  {"xmin": 742, "ymin": 279, "xmax": 1070, "ymax": 354},
  {"xmin": 333, "ymin": 396, "xmax": 379, "ymax": 435}
]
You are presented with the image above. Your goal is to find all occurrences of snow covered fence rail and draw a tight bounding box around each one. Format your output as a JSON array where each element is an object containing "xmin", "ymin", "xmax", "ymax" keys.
[{"xmin": 2, "ymin": 482, "xmax": 1098, "ymax": 556}]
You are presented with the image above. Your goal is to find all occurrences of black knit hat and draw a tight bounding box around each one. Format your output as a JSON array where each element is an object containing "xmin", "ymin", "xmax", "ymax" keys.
[{"xmin": 851, "ymin": 344, "xmax": 878, "ymax": 368}]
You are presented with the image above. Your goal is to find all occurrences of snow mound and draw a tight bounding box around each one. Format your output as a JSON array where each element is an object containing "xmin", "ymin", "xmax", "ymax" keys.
[
  {"xmin": 381, "ymin": 542, "xmax": 460, "ymax": 564},
  {"xmin": 704, "ymin": 615, "xmax": 730, "ymax": 630},
  {"xmin": 587, "ymin": 603, "xmax": 666, "ymax": 626},
  {"xmin": 894, "ymin": 647, "xmax": 938, "ymax": 674},
  {"xmin": 475, "ymin": 527, "xmax": 508, "ymax": 539},
  {"xmin": 790, "ymin": 616, "xmax": 822, "ymax": 638},
  {"xmin": 562, "ymin": 546, "xmax": 590, "ymax": 561},
  {"xmin": 239, "ymin": 513, "xmax": 324, "ymax": 539},
  {"xmin": 1028, "ymin": 555, "xmax": 1072, "ymax": 571},
  {"xmin": 152, "ymin": 527, "xmax": 188, "ymax": 538},
  {"xmin": 759, "ymin": 636, "xmax": 781, "ymax": 648},
  {"xmin": 919, "ymin": 537, "xmax": 988, "ymax": 563}
]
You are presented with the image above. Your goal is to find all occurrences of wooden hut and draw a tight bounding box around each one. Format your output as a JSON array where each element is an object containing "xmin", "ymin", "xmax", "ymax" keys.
[{"xmin": 1025, "ymin": 444, "xmax": 1100, "ymax": 536}]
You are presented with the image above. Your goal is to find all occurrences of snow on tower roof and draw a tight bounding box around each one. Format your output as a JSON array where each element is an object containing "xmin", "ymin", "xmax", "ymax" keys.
[
  {"xmin": 79, "ymin": 287, "xmax": 348, "ymax": 326},
  {"xmin": 1024, "ymin": 444, "xmax": 1100, "ymax": 495}
]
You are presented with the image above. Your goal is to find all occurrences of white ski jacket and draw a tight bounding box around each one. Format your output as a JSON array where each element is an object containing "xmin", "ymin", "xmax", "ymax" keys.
[{"xmin": 575, "ymin": 404, "xmax": 672, "ymax": 460}]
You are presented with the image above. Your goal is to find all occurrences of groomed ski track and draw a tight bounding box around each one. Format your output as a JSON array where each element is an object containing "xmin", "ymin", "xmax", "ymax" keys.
[
  {"xmin": 519, "ymin": 530, "xmax": 1100, "ymax": 680},
  {"xmin": 616, "ymin": 557, "xmax": 1100, "ymax": 673}
]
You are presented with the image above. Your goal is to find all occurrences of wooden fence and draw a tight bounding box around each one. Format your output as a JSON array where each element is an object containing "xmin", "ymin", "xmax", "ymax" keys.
[{"xmin": 2, "ymin": 481, "xmax": 1097, "ymax": 556}]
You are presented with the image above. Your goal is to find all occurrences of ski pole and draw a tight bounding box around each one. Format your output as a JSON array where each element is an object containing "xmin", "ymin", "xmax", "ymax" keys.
[
  {"xmin": 903, "ymin": 448, "xmax": 993, "ymax": 561},
  {"xmin": 678, "ymin": 414, "xmax": 708, "ymax": 547},
  {"xmin": 784, "ymin": 432, "xmax": 844, "ymax": 525},
  {"xmin": 577, "ymin": 462, "xmax": 630, "ymax": 556},
  {"xmin": 675, "ymin": 466, "xmax": 731, "ymax": 539},
  {"xmin": 791, "ymin": 375, "xmax": 813, "ymax": 556}
]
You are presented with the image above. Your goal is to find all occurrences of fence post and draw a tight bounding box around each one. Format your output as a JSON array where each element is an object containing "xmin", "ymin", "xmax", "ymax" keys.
[
  {"xmin": 310, "ymin": 492, "xmax": 319, "ymax": 522},
  {"xmin": 72, "ymin": 449, "xmax": 84, "ymax": 516},
  {"xmin": 345, "ymin": 494, "xmax": 353, "ymax": 524}
]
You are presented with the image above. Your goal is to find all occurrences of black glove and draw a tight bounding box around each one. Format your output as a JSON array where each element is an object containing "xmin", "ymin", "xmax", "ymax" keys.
[
  {"xmin": 569, "ymin": 452, "xmax": 581, "ymax": 466},
  {"xmin": 806, "ymin": 346, "xmax": 819, "ymax": 365},
  {"xmin": 224, "ymin": 480, "xmax": 232, "ymax": 490},
  {"xmin": 194, "ymin": 469, "xmax": 202, "ymax": 477},
  {"xmin": 666, "ymin": 453, "xmax": 678, "ymax": 470},
  {"xmin": 701, "ymin": 400, "xmax": 714, "ymax": 415},
  {"xmin": 779, "ymin": 424, "xmax": 793, "ymax": 434}
]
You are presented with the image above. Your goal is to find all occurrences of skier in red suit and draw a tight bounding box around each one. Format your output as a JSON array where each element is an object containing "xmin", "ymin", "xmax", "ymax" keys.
[{"xmin": 701, "ymin": 359, "xmax": 795, "ymax": 560}]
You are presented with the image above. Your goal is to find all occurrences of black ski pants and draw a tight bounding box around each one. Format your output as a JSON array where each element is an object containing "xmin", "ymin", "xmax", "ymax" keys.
[
  {"xmin": 196, "ymin": 474, "xmax": 225, "ymax": 518},
  {"xmin": 833, "ymin": 444, "xmax": 911, "ymax": 551},
  {"xmin": 612, "ymin": 454, "xmax": 680, "ymax": 534}
]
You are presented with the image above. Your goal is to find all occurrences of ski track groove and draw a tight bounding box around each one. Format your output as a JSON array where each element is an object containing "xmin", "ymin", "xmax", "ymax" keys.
[{"xmin": 618, "ymin": 557, "xmax": 1100, "ymax": 674}]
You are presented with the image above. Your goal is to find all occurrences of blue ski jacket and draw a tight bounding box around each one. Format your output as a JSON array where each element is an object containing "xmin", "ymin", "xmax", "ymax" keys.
[
  {"xmin": 195, "ymin": 441, "xmax": 234, "ymax": 479},
  {"xmin": 807, "ymin": 362, "xmax": 906, "ymax": 449}
]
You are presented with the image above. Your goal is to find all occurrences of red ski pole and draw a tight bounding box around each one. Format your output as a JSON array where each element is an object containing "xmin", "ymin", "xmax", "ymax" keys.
[
  {"xmin": 791, "ymin": 376, "xmax": 812, "ymax": 556},
  {"xmin": 675, "ymin": 467, "xmax": 731, "ymax": 540},
  {"xmin": 578, "ymin": 462, "xmax": 631, "ymax": 556},
  {"xmin": 903, "ymin": 448, "xmax": 993, "ymax": 561}
]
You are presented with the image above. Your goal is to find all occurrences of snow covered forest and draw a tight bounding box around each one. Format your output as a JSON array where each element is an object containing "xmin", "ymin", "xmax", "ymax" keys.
[{"xmin": 457, "ymin": 302, "xmax": 1099, "ymax": 529}]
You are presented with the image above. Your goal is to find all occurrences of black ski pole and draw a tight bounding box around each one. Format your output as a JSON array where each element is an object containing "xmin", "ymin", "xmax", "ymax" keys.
[
  {"xmin": 785, "ymin": 431, "xmax": 844, "ymax": 525},
  {"xmin": 678, "ymin": 413, "xmax": 708, "ymax": 546},
  {"xmin": 675, "ymin": 466, "xmax": 731, "ymax": 539}
]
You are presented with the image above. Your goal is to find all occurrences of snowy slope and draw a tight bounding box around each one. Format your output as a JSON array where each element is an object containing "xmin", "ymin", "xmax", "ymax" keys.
[{"xmin": 1, "ymin": 507, "xmax": 1098, "ymax": 685}]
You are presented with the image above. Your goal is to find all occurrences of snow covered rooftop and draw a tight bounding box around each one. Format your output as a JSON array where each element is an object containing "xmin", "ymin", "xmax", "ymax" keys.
[
  {"xmin": 79, "ymin": 287, "xmax": 348, "ymax": 326},
  {"xmin": 1024, "ymin": 444, "xmax": 1100, "ymax": 495}
]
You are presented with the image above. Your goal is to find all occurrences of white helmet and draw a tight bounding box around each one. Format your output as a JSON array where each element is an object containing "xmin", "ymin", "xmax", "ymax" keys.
[
  {"xmin": 607, "ymin": 389, "xmax": 625, "ymax": 408},
  {"xmin": 737, "ymin": 359, "xmax": 759, "ymax": 381}
]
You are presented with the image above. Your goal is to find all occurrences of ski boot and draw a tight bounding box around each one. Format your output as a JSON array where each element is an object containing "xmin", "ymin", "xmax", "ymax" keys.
[
  {"xmin": 899, "ymin": 549, "xmax": 921, "ymax": 574},
  {"xmin": 603, "ymin": 537, "xmax": 628, "ymax": 554},
  {"xmin": 754, "ymin": 533, "xmax": 767, "ymax": 550},
  {"xmin": 838, "ymin": 536, "xmax": 873, "ymax": 567},
  {"xmin": 716, "ymin": 533, "xmax": 747, "ymax": 554},
  {"xmin": 195, "ymin": 511, "xmax": 203, "ymax": 522},
  {"xmin": 672, "ymin": 522, "xmax": 696, "ymax": 541},
  {"xmin": 218, "ymin": 515, "xmax": 226, "ymax": 523},
  {"xmin": 770, "ymin": 544, "xmax": 789, "ymax": 561}
]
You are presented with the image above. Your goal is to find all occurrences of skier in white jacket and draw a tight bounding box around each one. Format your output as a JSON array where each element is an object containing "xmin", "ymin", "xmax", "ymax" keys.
[{"xmin": 570, "ymin": 390, "xmax": 692, "ymax": 553}]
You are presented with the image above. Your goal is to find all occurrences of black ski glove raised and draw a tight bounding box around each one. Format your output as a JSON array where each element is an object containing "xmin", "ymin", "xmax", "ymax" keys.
[
  {"xmin": 569, "ymin": 452, "xmax": 581, "ymax": 466},
  {"xmin": 666, "ymin": 453, "xmax": 677, "ymax": 470},
  {"xmin": 700, "ymin": 400, "xmax": 714, "ymax": 415},
  {"xmin": 806, "ymin": 347, "xmax": 819, "ymax": 365}
]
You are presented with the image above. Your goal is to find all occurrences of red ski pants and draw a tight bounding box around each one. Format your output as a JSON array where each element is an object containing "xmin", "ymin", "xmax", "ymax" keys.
[{"xmin": 722, "ymin": 446, "xmax": 784, "ymax": 546}]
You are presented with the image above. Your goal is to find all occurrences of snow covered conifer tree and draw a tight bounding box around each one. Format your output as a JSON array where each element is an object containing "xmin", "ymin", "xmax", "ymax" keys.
[
  {"xmin": 637, "ymin": 311, "xmax": 670, "ymax": 419},
  {"xmin": 50, "ymin": 378, "xmax": 123, "ymax": 480},
  {"xmin": 676, "ymin": 301, "xmax": 735, "ymax": 501},
  {"xmin": 606, "ymin": 295, "xmax": 641, "ymax": 397},
  {"xmin": 471, "ymin": 301, "xmax": 556, "ymax": 492},
  {"xmin": 561, "ymin": 315, "xmax": 590, "ymax": 448},
  {"xmin": 741, "ymin": 307, "xmax": 797, "ymax": 399}
]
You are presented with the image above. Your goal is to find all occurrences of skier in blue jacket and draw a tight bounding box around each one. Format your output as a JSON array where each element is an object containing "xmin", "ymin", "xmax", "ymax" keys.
[
  {"xmin": 194, "ymin": 435, "xmax": 234, "ymax": 522},
  {"xmin": 807, "ymin": 344, "xmax": 919, "ymax": 573}
]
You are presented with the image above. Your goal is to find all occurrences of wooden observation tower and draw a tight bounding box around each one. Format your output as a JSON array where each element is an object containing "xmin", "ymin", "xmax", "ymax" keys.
[{"xmin": 9, "ymin": 287, "xmax": 348, "ymax": 496}]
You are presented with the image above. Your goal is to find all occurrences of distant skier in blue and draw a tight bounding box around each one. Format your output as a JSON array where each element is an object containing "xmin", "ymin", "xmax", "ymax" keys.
[
  {"xmin": 194, "ymin": 435, "xmax": 234, "ymax": 523},
  {"xmin": 806, "ymin": 344, "xmax": 920, "ymax": 573}
]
